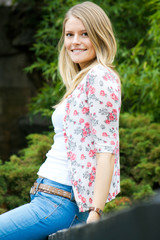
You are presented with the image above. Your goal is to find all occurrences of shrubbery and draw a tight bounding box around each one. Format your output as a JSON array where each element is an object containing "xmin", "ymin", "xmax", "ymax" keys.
[
  {"xmin": 0, "ymin": 133, "xmax": 53, "ymax": 214},
  {"xmin": 104, "ymin": 114, "xmax": 160, "ymax": 213}
]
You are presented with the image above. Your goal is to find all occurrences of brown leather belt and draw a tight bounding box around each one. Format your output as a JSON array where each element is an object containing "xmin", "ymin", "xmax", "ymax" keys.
[{"xmin": 30, "ymin": 182, "xmax": 72, "ymax": 200}]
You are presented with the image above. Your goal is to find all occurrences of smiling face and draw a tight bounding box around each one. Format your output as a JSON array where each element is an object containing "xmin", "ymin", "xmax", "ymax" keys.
[{"xmin": 64, "ymin": 16, "xmax": 96, "ymax": 69}]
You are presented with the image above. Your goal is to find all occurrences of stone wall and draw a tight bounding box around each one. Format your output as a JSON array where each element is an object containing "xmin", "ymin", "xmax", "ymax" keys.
[{"xmin": 0, "ymin": 5, "xmax": 45, "ymax": 161}]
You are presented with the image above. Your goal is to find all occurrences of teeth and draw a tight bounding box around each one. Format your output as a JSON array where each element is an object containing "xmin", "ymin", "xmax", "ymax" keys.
[{"xmin": 72, "ymin": 50, "xmax": 85, "ymax": 52}]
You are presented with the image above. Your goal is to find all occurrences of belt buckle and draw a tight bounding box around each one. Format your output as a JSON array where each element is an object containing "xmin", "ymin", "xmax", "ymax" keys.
[{"xmin": 30, "ymin": 186, "xmax": 36, "ymax": 195}]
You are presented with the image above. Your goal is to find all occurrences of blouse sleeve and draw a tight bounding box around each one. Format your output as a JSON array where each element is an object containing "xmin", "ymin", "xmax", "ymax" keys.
[{"xmin": 86, "ymin": 66, "xmax": 121, "ymax": 154}]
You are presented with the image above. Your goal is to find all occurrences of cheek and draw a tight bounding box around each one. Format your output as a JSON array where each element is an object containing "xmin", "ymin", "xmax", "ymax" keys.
[
  {"xmin": 64, "ymin": 39, "xmax": 70, "ymax": 50},
  {"xmin": 87, "ymin": 41, "xmax": 96, "ymax": 55}
]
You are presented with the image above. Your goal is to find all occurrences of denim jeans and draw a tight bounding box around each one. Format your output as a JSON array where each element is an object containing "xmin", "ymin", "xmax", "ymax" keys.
[{"xmin": 0, "ymin": 177, "xmax": 89, "ymax": 240}]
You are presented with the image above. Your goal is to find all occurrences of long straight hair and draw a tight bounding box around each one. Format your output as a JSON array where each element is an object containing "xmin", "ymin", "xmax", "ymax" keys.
[{"xmin": 55, "ymin": 1, "xmax": 117, "ymax": 107}]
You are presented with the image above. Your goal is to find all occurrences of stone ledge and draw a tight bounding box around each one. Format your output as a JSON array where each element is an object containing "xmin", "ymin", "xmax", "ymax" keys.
[{"xmin": 49, "ymin": 190, "xmax": 160, "ymax": 240}]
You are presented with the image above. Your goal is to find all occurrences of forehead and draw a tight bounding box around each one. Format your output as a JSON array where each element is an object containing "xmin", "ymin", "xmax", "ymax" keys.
[{"xmin": 65, "ymin": 16, "xmax": 86, "ymax": 31}]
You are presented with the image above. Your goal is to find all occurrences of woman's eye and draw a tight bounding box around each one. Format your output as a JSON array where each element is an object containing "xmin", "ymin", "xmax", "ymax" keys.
[
  {"xmin": 66, "ymin": 33, "xmax": 72, "ymax": 37},
  {"xmin": 82, "ymin": 32, "xmax": 88, "ymax": 36}
]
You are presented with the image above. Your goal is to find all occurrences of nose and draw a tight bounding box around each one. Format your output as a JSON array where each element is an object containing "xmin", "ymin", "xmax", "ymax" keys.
[{"xmin": 72, "ymin": 34, "xmax": 80, "ymax": 44}]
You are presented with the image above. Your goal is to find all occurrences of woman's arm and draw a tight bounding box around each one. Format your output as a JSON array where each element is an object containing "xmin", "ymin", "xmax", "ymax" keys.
[{"xmin": 87, "ymin": 152, "xmax": 115, "ymax": 223}]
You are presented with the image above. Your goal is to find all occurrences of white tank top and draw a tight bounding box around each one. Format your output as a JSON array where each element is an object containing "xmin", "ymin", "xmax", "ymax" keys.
[{"xmin": 37, "ymin": 99, "xmax": 71, "ymax": 186}]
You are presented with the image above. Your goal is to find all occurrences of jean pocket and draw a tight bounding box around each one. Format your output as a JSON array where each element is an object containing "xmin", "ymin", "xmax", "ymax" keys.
[{"xmin": 30, "ymin": 191, "xmax": 64, "ymax": 220}]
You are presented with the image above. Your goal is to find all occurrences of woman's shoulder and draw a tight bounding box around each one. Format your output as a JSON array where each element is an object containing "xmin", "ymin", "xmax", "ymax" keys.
[{"xmin": 87, "ymin": 63, "xmax": 120, "ymax": 83}]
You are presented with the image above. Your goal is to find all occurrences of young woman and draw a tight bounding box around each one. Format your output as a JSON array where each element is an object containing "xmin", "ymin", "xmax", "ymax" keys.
[{"xmin": 0, "ymin": 1, "xmax": 121, "ymax": 239}]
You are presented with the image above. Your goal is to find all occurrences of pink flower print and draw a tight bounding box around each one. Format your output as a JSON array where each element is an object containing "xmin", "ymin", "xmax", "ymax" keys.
[
  {"xmin": 103, "ymin": 76, "xmax": 108, "ymax": 81},
  {"xmin": 111, "ymin": 93, "xmax": 118, "ymax": 101},
  {"xmin": 81, "ymin": 154, "xmax": 85, "ymax": 160},
  {"xmin": 100, "ymin": 90, "xmax": 105, "ymax": 96},
  {"xmin": 89, "ymin": 198, "xmax": 93, "ymax": 203},
  {"xmin": 88, "ymin": 182, "xmax": 92, "ymax": 187},
  {"xmin": 106, "ymin": 101, "xmax": 113, "ymax": 107},
  {"xmin": 66, "ymin": 109, "xmax": 70, "ymax": 114},
  {"xmin": 105, "ymin": 120, "xmax": 110, "ymax": 124},
  {"xmin": 109, "ymin": 113, "xmax": 114, "ymax": 121},
  {"xmin": 81, "ymin": 85, "xmax": 84, "ymax": 92},
  {"xmin": 82, "ymin": 197, "xmax": 86, "ymax": 203},
  {"xmin": 86, "ymin": 90, "xmax": 89, "ymax": 95},
  {"xmin": 102, "ymin": 132, "xmax": 108, "ymax": 137},
  {"xmin": 79, "ymin": 118, "xmax": 84, "ymax": 123},
  {"xmin": 90, "ymin": 173, "xmax": 95, "ymax": 182},
  {"xmin": 111, "ymin": 141, "xmax": 115, "ymax": 145},
  {"xmin": 81, "ymin": 137, "xmax": 85, "ymax": 142},
  {"xmin": 92, "ymin": 166, "xmax": 96, "ymax": 174},
  {"xmin": 112, "ymin": 109, "xmax": 117, "ymax": 115},
  {"xmin": 90, "ymin": 86, "xmax": 96, "ymax": 94},
  {"xmin": 83, "ymin": 129, "xmax": 87, "ymax": 137},
  {"xmin": 87, "ymin": 162, "xmax": 92, "ymax": 168},
  {"xmin": 89, "ymin": 149, "xmax": 95, "ymax": 157},
  {"xmin": 92, "ymin": 128, "xmax": 96, "ymax": 135},
  {"xmin": 82, "ymin": 107, "xmax": 89, "ymax": 114},
  {"xmin": 79, "ymin": 207, "xmax": 83, "ymax": 212},
  {"xmin": 78, "ymin": 194, "xmax": 82, "ymax": 200},
  {"xmin": 113, "ymin": 133, "xmax": 117, "ymax": 138},
  {"xmin": 117, "ymin": 169, "xmax": 120, "ymax": 176},
  {"xmin": 73, "ymin": 110, "xmax": 78, "ymax": 116},
  {"xmin": 70, "ymin": 152, "xmax": 76, "ymax": 160},
  {"xmin": 112, "ymin": 192, "xmax": 115, "ymax": 197},
  {"xmin": 74, "ymin": 181, "xmax": 77, "ymax": 186},
  {"xmin": 66, "ymin": 102, "xmax": 70, "ymax": 109},
  {"xmin": 85, "ymin": 122, "xmax": 90, "ymax": 128}
]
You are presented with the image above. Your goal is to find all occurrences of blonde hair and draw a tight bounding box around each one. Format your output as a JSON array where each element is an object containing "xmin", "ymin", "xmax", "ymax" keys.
[{"xmin": 55, "ymin": 1, "xmax": 117, "ymax": 107}]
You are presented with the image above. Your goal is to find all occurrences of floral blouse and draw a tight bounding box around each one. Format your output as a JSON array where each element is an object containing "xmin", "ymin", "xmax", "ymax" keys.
[{"xmin": 63, "ymin": 64, "xmax": 121, "ymax": 212}]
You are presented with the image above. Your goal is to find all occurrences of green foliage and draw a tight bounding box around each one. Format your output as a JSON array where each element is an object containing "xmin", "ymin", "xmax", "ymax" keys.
[
  {"xmin": 104, "ymin": 113, "xmax": 160, "ymax": 213},
  {"xmin": 0, "ymin": 133, "xmax": 53, "ymax": 213},
  {"xmin": 120, "ymin": 113, "xmax": 160, "ymax": 187},
  {"xmin": 104, "ymin": 196, "xmax": 132, "ymax": 213},
  {"xmin": 119, "ymin": 0, "xmax": 160, "ymax": 121}
]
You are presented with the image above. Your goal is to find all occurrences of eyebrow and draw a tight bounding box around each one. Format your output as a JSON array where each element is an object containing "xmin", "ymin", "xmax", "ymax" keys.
[{"xmin": 65, "ymin": 29, "xmax": 87, "ymax": 33}]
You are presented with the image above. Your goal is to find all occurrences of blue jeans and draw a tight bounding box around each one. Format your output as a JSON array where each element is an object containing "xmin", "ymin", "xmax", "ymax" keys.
[{"xmin": 0, "ymin": 178, "xmax": 89, "ymax": 240}]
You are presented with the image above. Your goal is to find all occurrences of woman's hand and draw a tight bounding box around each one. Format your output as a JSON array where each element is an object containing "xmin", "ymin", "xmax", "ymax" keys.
[{"xmin": 86, "ymin": 211, "xmax": 101, "ymax": 224}]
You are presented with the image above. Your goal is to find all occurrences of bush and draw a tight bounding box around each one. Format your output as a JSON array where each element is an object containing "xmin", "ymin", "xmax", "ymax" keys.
[
  {"xmin": 104, "ymin": 113, "xmax": 160, "ymax": 213},
  {"xmin": 0, "ymin": 133, "xmax": 53, "ymax": 214}
]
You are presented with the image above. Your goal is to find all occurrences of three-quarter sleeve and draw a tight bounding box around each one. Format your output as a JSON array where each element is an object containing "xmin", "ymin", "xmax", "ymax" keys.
[{"xmin": 86, "ymin": 66, "xmax": 121, "ymax": 154}]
